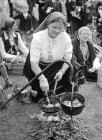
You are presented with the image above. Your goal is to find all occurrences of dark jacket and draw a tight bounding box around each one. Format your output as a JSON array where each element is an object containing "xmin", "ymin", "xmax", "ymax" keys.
[
  {"xmin": 66, "ymin": 1, "xmax": 75, "ymax": 22},
  {"xmin": 36, "ymin": 0, "xmax": 62, "ymax": 23},
  {"xmin": 14, "ymin": 13, "xmax": 33, "ymax": 31},
  {"xmin": 36, "ymin": 0, "xmax": 47, "ymax": 23},
  {"xmin": 72, "ymin": 39, "xmax": 96, "ymax": 69},
  {"xmin": 72, "ymin": 39, "xmax": 98, "ymax": 82},
  {"xmin": 80, "ymin": 6, "xmax": 95, "ymax": 27},
  {"xmin": 27, "ymin": 0, "xmax": 36, "ymax": 14},
  {"xmin": 42, "ymin": 0, "xmax": 62, "ymax": 14}
]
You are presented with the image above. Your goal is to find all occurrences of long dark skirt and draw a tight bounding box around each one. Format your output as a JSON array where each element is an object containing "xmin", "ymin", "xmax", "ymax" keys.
[{"xmin": 23, "ymin": 53, "xmax": 79, "ymax": 102}]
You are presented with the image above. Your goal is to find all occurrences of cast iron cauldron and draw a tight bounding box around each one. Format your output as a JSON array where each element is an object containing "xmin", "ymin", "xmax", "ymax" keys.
[{"xmin": 60, "ymin": 92, "xmax": 85, "ymax": 116}]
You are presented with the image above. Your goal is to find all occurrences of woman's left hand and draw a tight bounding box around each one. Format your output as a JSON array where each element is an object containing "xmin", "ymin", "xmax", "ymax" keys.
[
  {"xmin": 89, "ymin": 67, "xmax": 98, "ymax": 73},
  {"xmin": 89, "ymin": 57, "xmax": 101, "ymax": 72},
  {"xmin": 54, "ymin": 71, "xmax": 63, "ymax": 81}
]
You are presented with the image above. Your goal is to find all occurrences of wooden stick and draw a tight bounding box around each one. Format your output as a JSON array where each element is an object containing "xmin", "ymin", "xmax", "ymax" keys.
[
  {"xmin": 53, "ymin": 79, "xmax": 58, "ymax": 96},
  {"xmin": 71, "ymin": 82, "xmax": 74, "ymax": 111},
  {"xmin": 0, "ymin": 59, "xmax": 73, "ymax": 110}
]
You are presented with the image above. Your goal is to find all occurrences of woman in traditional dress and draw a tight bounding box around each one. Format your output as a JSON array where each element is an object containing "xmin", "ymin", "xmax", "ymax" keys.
[
  {"xmin": 72, "ymin": 26, "xmax": 99, "ymax": 82},
  {"xmin": 23, "ymin": 12, "xmax": 80, "ymax": 103}
]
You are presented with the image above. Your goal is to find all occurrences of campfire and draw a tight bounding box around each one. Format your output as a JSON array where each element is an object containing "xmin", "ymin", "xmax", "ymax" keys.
[
  {"xmin": 28, "ymin": 110, "xmax": 88, "ymax": 140},
  {"xmin": 28, "ymin": 92, "xmax": 87, "ymax": 140}
]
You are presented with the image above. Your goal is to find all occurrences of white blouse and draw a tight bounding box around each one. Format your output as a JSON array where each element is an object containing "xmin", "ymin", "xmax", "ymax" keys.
[{"xmin": 30, "ymin": 29, "xmax": 73, "ymax": 63}]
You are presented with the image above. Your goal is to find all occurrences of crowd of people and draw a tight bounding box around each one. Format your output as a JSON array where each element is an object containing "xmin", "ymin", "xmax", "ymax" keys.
[{"xmin": 0, "ymin": 0, "xmax": 102, "ymax": 104}]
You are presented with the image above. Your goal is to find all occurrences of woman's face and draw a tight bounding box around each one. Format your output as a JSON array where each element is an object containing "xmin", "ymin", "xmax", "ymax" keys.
[
  {"xmin": 78, "ymin": 30, "xmax": 90, "ymax": 42},
  {"xmin": 6, "ymin": 23, "xmax": 16, "ymax": 35},
  {"xmin": 48, "ymin": 21, "xmax": 65, "ymax": 38}
]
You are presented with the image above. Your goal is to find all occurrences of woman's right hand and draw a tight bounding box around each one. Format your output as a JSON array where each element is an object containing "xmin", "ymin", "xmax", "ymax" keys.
[
  {"xmin": 10, "ymin": 55, "xmax": 24, "ymax": 64},
  {"xmin": 39, "ymin": 77, "xmax": 49, "ymax": 93},
  {"xmin": 17, "ymin": 56, "xmax": 24, "ymax": 63}
]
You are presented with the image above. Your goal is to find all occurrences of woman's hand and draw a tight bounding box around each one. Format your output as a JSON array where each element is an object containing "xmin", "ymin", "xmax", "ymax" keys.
[
  {"xmin": 17, "ymin": 56, "xmax": 24, "ymax": 63},
  {"xmin": 39, "ymin": 77, "xmax": 49, "ymax": 93},
  {"xmin": 89, "ymin": 57, "xmax": 101, "ymax": 72},
  {"xmin": 54, "ymin": 71, "xmax": 63, "ymax": 81},
  {"xmin": 11, "ymin": 56, "xmax": 24, "ymax": 64},
  {"xmin": 89, "ymin": 67, "xmax": 98, "ymax": 73}
]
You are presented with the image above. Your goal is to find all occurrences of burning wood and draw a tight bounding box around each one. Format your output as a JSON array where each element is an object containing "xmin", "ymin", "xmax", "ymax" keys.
[{"xmin": 28, "ymin": 111, "xmax": 88, "ymax": 140}]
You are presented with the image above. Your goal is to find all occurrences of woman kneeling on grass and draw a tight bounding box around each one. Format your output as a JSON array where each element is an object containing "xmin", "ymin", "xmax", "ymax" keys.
[{"xmin": 23, "ymin": 12, "xmax": 83, "ymax": 103}]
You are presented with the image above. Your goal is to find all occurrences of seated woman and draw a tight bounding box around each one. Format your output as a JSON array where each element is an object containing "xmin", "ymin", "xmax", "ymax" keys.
[
  {"xmin": 0, "ymin": 17, "xmax": 29, "ymax": 63},
  {"xmin": 72, "ymin": 26, "xmax": 100, "ymax": 82},
  {"xmin": 23, "ymin": 12, "xmax": 77, "ymax": 103}
]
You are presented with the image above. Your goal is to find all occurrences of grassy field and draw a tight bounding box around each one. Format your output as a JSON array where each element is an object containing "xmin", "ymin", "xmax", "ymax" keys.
[{"xmin": 0, "ymin": 74, "xmax": 102, "ymax": 140}]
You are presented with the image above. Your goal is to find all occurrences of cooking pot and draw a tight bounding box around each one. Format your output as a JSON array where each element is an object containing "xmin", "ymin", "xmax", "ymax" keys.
[
  {"xmin": 60, "ymin": 92, "xmax": 85, "ymax": 116},
  {"xmin": 39, "ymin": 96, "xmax": 60, "ymax": 114}
]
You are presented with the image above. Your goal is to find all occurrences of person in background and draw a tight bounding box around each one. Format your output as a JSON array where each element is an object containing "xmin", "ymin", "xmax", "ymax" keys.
[
  {"xmin": 36, "ymin": 0, "xmax": 63, "ymax": 24},
  {"xmin": 80, "ymin": 1, "xmax": 95, "ymax": 27},
  {"xmin": 14, "ymin": 5, "xmax": 33, "ymax": 49},
  {"xmin": 27, "ymin": 0, "xmax": 36, "ymax": 15},
  {"xmin": 42, "ymin": 0, "xmax": 62, "ymax": 16},
  {"xmin": 96, "ymin": 1, "xmax": 102, "ymax": 47},
  {"xmin": 1, "ymin": 18, "xmax": 29, "ymax": 57},
  {"xmin": 60, "ymin": 0, "xmax": 67, "ymax": 19},
  {"xmin": 0, "ymin": 50, "xmax": 13, "ymax": 105},
  {"xmin": 36, "ymin": 0, "xmax": 47, "ymax": 24},
  {"xmin": 0, "ymin": 36, "xmax": 23, "ymax": 64},
  {"xmin": 72, "ymin": 26, "xmax": 99, "ymax": 82},
  {"xmin": 0, "ymin": 53, "xmax": 12, "ymax": 87},
  {"xmin": 0, "ymin": 11, "xmax": 23, "ymax": 63},
  {"xmin": 0, "ymin": 51, "xmax": 12, "ymax": 90},
  {"xmin": 11, "ymin": 0, "xmax": 28, "ymax": 15},
  {"xmin": 23, "ymin": 12, "xmax": 74, "ymax": 103},
  {"xmin": 0, "ymin": 2, "xmax": 13, "ymax": 101},
  {"xmin": 26, "ymin": 0, "xmax": 38, "ymax": 29},
  {"xmin": 0, "ymin": 1, "xmax": 10, "ymax": 31},
  {"xmin": 66, "ymin": 0, "xmax": 81, "ymax": 36},
  {"xmin": 0, "ymin": 0, "xmax": 10, "ymax": 17},
  {"xmin": 66, "ymin": 0, "xmax": 76, "ymax": 23},
  {"xmin": 8, "ymin": 0, "xmax": 13, "ymax": 17}
]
